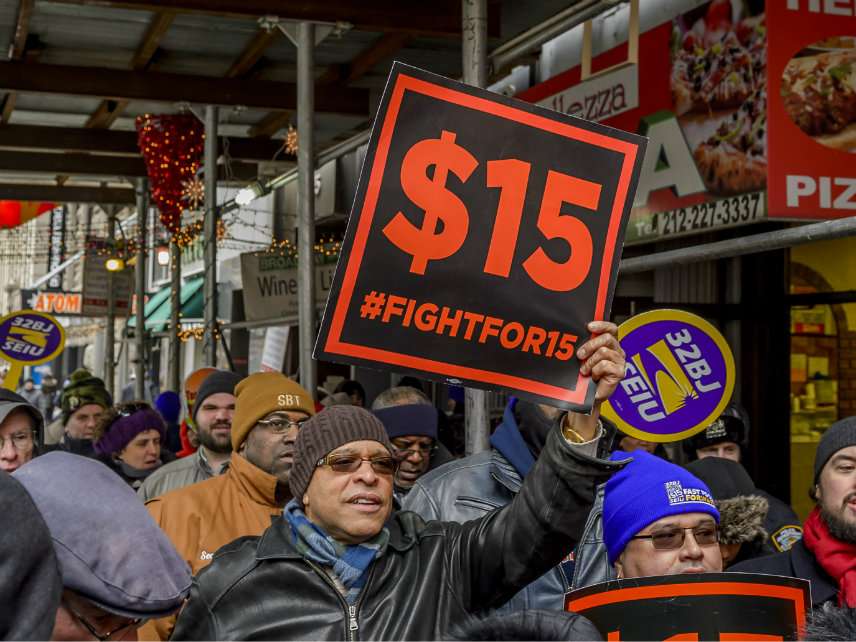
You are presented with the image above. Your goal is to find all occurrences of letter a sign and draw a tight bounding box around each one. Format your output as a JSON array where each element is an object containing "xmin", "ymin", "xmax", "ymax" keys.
[{"xmin": 315, "ymin": 63, "xmax": 647, "ymax": 411}]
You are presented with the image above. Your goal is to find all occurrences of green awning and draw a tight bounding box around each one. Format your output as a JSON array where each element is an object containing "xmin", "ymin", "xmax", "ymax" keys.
[{"xmin": 128, "ymin": 277, "xmax": 204, "ymax": 332}]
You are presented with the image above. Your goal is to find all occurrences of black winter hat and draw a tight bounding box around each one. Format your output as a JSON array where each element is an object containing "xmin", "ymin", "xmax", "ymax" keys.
[
  {"xmin": 192, "ymin": 370, "xmax": 242, "ymax": 424},
  {"xmin": 290, "ymin": 405, "xmax": 393, "ymax": 503},
  {"xmin": 686, "ymin": 457, "xmax": 769, "ymax": 546},
  {"xmin": 814, "ymin": 416, "xmax": 856, "ymax": 483},
  {"xmin": 685, "ymin": 413, "xmax": 746, "ymax": 458}
]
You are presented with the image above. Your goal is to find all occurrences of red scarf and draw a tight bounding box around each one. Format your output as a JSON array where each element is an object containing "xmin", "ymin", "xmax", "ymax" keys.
[{"xmin": 802, "ymin": 507, "xmax": 856, "ymax": 607}]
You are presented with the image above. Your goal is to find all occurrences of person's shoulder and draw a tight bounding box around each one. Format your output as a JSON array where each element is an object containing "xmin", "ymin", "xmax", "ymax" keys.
[
  {"xmin": 193, "ymin": 535, "xmax": 263, "ymax": 607},
  {"xmin": 730, "ymin": 548, "xmax": 795, "ymax": 575},
  {"xmin": 147, "ymin": 469, "xmax": 227, "ymax": 512},
  {"xmin": 415, "ymin": 449, "xmax": 496, "ymax": 489}
]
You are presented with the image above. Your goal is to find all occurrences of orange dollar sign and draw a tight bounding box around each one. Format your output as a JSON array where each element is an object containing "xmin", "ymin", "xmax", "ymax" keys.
[{"xmin": 383, "ymin": 130, "xmax": 478, "ymax": 274}]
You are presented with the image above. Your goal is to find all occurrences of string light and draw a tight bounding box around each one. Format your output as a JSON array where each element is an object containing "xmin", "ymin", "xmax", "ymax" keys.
[{"xmin": 136, "ymin": 114, "xmax": 204, "ymax": 235}]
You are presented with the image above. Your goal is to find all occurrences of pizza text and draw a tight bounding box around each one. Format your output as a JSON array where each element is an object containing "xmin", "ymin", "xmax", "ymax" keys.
[{"xmin": 786, "ymin": 175, "xmax": 856, "ymax": 211}]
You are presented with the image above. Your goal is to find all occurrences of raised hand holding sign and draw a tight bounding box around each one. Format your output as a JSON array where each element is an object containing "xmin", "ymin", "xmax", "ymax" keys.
[{"xmin": 316, "ymin": 63, "xmax": 646, "ymax": 411}]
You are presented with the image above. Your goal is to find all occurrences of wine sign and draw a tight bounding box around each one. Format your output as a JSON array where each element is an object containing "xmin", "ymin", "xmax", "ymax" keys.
[{"xmin": 315, "ymin": 63, "xmax": 647, "ymax": 410}]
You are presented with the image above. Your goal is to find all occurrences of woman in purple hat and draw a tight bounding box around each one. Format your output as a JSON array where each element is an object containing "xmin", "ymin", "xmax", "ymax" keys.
[{"xmin": 93, "ymin": 402, "xmax": 174, "ymax": 490}]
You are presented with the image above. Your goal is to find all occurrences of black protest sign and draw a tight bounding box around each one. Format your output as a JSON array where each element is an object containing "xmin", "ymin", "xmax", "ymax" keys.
[
  {"xmin": 315, "ymin": 62, "xmax": 646, "ymax": 410},
  {"xmin": 565, "ymin": 573, "xmax": 810, "ymax": 641}
]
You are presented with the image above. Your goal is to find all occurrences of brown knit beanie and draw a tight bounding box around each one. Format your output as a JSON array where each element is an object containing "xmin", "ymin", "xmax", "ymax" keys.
[
  {"xmin": 231, "ymin": 372, "xmax": 316, "ymax": 450},
  {"xmin": 290, "ymin": 405, "xmax": 393, "ymax": 503}
]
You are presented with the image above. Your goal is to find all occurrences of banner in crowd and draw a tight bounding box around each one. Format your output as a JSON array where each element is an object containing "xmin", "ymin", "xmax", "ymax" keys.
[
  {"xmin": 766, "ymin": 1, "xmax": 856, "ymax": 218},
  {"xmin": 240, "ymin": 252, "xmax": 336, "ymax": 322},
  {"xmin": 0, "ymin": 310, "xmax": 65, "ymax": 391},
  {"xmin": 566, "ymin": 572, "xmax": 810, "ymax": 641},
  {"xmin": 315, "ymin": 62, "xmax": 646, "ymax": 411},
  {"xmin": 602, "ymin": 309, "xmax": 735, "ymax": 442}
]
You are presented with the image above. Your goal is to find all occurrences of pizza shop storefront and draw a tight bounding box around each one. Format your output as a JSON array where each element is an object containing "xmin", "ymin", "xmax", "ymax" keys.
[{"xmin": 514, "ymin": 0, "xmax": 856, "ymax": 511}]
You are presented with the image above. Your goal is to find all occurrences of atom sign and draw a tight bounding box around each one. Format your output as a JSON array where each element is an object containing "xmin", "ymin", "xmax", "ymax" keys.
[
  {"xmin": 315, "ymin": 63, "xmax": 647, "ymax": 411},
  {"xmin": 601, "ymin": 309, "xmax": 736, "ymax": 443}
]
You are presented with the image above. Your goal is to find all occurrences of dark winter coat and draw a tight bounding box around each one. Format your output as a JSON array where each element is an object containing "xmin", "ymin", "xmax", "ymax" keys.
[
  {"xmin": 402, "ymin": 400, "xmax": 594, "ymax": 611},
  {"xmin": 447, "ymin": 609, "xmax": 602, "ymax": 641},
  {"xmin": 171, "ymin": 424, "xmax": 622, "ymax": 641},
  {"xmin": 730, "ymin": 539, "xmax": 837, "ymax": 608}
]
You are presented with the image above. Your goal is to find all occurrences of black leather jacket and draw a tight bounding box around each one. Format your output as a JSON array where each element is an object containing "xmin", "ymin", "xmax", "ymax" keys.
[{"xmin": 171, "ymin": 425, "xmax": 623, "ymax": 641}]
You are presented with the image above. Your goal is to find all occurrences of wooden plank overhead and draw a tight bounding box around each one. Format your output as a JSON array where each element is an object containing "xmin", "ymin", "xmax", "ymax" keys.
[
  {"xmin": 0, "ymin": 151, "xmax": 259, "ymax": 179},
  {"xmin": 249, "ymin": 32, "xmax": 409, "ymax": 138},
  {"xmin": 86, "ymin": 10, "xmax": 177, "ymax": 129},
  {"xmin": 0, "ymin": 184, "xmax": 136, "ymax": 204},
  {"xmin": 0, "ymin": 62, "xmax": 370, "ymax": 114},
  {"xmin": 49, "ymin": 0, "xmax": 501, "ymax": 37},
  {"xmin": 1, "ymin": 0, "xmax": 35, "ymax": 124},
  {"xmin": 0, "ymin": 124, "xmax": 285, "ymax": 161}
]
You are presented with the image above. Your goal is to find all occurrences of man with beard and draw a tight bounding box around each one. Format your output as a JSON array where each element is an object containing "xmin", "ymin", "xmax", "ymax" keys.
[
  {"xmin": 138, "ymin": 370, "xmax": 241, "ymax": 501},
  {"xmin": 140, "ymin": 372, "xmax": 314, "ymax": 640},
  {"xmin": 733, "ymin": 417, "xmax": 856, "ymax": 608}
]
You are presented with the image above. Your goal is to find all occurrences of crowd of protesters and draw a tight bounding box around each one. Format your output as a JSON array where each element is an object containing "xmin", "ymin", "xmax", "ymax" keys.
[{"xmin": 2, "ymin": 320, "xmax": 856, "ymax": 640}]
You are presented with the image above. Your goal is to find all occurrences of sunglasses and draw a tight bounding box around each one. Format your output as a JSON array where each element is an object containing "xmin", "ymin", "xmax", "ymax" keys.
[
  {"xmin": 255, "ymin": 416, "xmax": 308, "ymax": 434},
  {"xmin": 630, "ymin": 524, "xmax": 719, "ymax": 550},
  {"xmin": 315, "ymin": 453, "xmax": 398, "ymax": 475}
]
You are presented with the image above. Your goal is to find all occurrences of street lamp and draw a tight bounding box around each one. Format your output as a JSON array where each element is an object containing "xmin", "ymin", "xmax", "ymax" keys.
[
  {"xmin": 156, "ymin": 244, "xmax": 171, "ymax": 267},
  {"xmin": 105, "ymin": 257, "xmax": 125, "ymax": 272}
]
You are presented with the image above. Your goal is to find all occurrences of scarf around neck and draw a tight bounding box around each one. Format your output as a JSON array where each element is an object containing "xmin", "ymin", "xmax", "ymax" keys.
[
  {"xmin": 803, "ymin": 507, "xmax": 856, "ymax": 607},
  {"xmin": 284, "ymin": 499, "xmax": 389, "ymax": 604}
]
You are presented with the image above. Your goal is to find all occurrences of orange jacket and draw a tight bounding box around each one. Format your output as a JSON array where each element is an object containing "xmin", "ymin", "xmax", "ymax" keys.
[{"xmin": 140, "ymin": 452, "xmax": 285, "ymax": 640}]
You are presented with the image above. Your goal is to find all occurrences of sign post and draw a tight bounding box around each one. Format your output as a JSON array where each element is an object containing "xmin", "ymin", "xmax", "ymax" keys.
[
  {"xmin": 315, "ymin": 63, "xmax": 646, "ymax": 411},
  {"xmin": 0, "ymin": 310, "xmax": 66, "ymax": 391}
]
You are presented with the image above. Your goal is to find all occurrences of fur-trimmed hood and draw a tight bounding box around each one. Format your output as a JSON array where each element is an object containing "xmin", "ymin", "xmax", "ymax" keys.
[
  {"xmin": 717, "ymin": 494, "xmax": 769, "ymax": 545},
  {"xmin": 804, "ymin": 605, "xmax": 856, "ymax": 641}
]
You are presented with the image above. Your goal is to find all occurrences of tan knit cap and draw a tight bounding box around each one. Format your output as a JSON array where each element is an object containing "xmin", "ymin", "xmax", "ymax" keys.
[{"xmin": 231, "ymin": 372, "xmax": 315, "ymax": 449}]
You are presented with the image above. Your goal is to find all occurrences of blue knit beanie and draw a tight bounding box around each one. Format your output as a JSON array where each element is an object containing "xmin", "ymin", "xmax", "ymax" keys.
[{"xmin": 603, "ymin": 450, "xmax": 719, "ymax": 564}]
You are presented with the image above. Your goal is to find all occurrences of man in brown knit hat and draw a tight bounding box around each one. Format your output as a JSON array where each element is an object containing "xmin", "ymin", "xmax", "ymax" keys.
[
  {"xmin": 141, "ymin": 371, "xmax": 314, "ymax": 641},
  {"xmin": 173, "ymin": 321, "xmax": 628, "ymax": 641}
]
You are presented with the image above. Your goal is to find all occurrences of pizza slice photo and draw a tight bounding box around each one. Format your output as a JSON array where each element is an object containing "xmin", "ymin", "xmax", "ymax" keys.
[{"xmin": 781, "ymin": 48, "xmax": 856, "ymax": 153}]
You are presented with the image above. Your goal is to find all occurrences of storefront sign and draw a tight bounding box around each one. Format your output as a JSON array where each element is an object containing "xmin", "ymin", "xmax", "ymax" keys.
[
  {"xmin": 81, "ymin": 236, "xmax": 132, "ymax": 317},
  {"xmin": 240, "ymin": 252, "xmax": 336, "ymax": 322},
  {"xmin": 19, "ymin": 289, "xmax": 82, "ymax": 315},
  {"xmin": 767, "ymin": 1, "xmax": 856, "ymax": 218},
  {"xmin": 47, "ymin": 206, "xmax": 66, "ymax": 288},
  {"xmin": 536, "ymin": 63, "xmax": 638, "ymax": 123},
  {"xmin": 520, "ymin": 1, "xmax": 768, "ymax": 243},
  {"xmin": 566, "ymin": 573, "xmax": 810, "ymax": 641},
  {"xmin": 602, "ymin": 309, "xmax": 735, "ymax": 442},
  {"xmin": 315, "ymin": 63, "xmax": 646, "ymax": 411},
  {"xmin": 0, "ymin": 310, "xmax": 66, "ymax": 390}
]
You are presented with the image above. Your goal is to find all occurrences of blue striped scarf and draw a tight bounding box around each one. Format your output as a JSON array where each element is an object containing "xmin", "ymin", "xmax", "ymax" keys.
[{"xmin": 284, "ymin": 499, "xmax": 388, "ymax": 604}]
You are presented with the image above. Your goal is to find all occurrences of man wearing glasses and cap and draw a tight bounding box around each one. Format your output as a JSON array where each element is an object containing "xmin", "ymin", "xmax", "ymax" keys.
[
  {"xmin": 0, "ymin": 389, "xmax": 44, "ymax": 473},
  {"xmin": 12, "ymin": 452, "xmax": 190, "ymax": 641},
  {"xmin": 173, "ymin": 322, "xmax": 627, "ymax": 640},
  {"xmin": 142, "ymin": 371, "xmax": 315, "ymax": 640},
  {"xmin": 602, "ymin": 449, "xmax": 722, "ymax": 579}
]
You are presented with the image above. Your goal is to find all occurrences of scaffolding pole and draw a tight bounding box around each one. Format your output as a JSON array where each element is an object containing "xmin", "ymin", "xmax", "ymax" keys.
[
  {"xmin": 203, "ymin": 105, "xmax": 219, "ymax": 367},
  {"xmin": 462, "ymin": 0, "xmax": 491, "ymax": 456},
  {"xmin": 169, "ymin": 239, "xmax": 182, "ymax": 392},
  {"xmin": 134, "ymin": 178, "xmax": 147, "ymax": 400},
  {"xmin": 105, "ymin": 205, "xmax": 116, "ymax": 397},
  {"xmin": 297, "ymin": 21, "xmax": 317, "ymax": 395}
]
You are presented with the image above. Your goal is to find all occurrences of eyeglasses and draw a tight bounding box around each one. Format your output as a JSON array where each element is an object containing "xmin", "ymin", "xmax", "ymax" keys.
[
  {"xmin": 390, "ymin": 441, "xmax": 437, "ymax": 460},
  {"xmin": 630, "ymin": 524, "xmax": 719, "ymax": 550},
  {"xmin": 255, "ymin": 416, "xmax": 308, "ymax": 434},
  {"xmin": 0, "ymin": 431, "xmax": 34, "ymax": 451},
  {"xmin": 316, "ymin": 453, "xmax": 398, "ymax": 475},
  {"xmin": 64, "ymin": 599, "xmax": 143, "ymax": 641}
]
